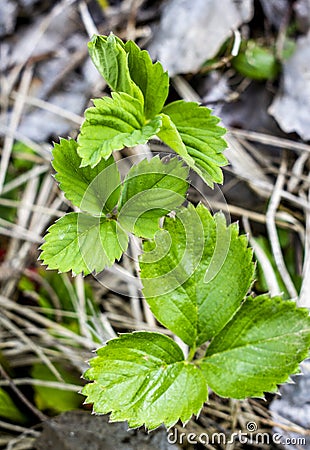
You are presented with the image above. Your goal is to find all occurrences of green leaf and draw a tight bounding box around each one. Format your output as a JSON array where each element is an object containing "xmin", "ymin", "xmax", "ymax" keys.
[
  {"xmin": 232, "ymin": 40, "xmax": 280, "ymax": 81},
  {"xmin": 124, "ymin": 40, "xmax": 169, "ymax": 119},
  {"xmin": 159, "ymin": 101, "xmax": 228, "ymax": 187},
  {"xmin": 157, "ymin": 113, "xmax": 196, "ymax": 166},
  {"xmin": 88, "ymin": 34, "xmax": 169, "ymax": 120},
  {"xmin": 12, "ymin": 141, "xmax": 35, "ymax": 170},
  {"xmin": 118, "ymin": 156, "xmax": 189, "ymax": 238},
  {"xmin": 82, "ymin": 332, "xmax": 207, "ymax": 430},
  {"xmin": 40, "ymin": 213, "xmax": 128, "ymax": 275},
  {"xmin": 200, "ymin": 295, "xmax": 310, "ymax": 398},
  {"xmin": 140, "ymin": 204, "xmax": 254, "ymax": 347},
  {"xmin": 0, "ymin": 387, "xmax": 27, "ymax": 423},
  {"xmin": 52, "ymin": 138, "xmax": 121, "ymax": 214},
  {"xmin": 77, "ymin": 92, "xmax": 162, "ymax": 167},
  {"xmin": 88, "ymin": 34, "xmax": 143, "ymax": 102},
  {"xmin": 31, "ymin": 363, "xmax": 82, "ymax": 413}
]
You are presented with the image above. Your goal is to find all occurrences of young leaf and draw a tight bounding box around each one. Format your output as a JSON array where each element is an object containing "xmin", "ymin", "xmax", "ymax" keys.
[
  {"xmin": 200, "ymin": 295, "xmax": 310, "ymax": 398},
  {"xmin": 157, "ymin": 114, "xmax": 196, "ymax": 167},
  {"xmin": 40, "ymin": 213, "xmax": 128, "ymax": 275},
  {"xmin": 140, "ymin": 204, "xmax": 254, "ymax": 347},
  {"xmin": 82, "ymin": 332, "xmax": 207, "ymax": 430},
  {"xmin": 88, "ymin": 34, "xmax": 169, "ymax": 120},
  {"xmin": 52, "ymin": 138, "xmax": 121, "ymax": 214},
  {"xmin": 77, "ymin": 92, "xmax": 162, "ymax": 167},
  {"xmin": 88, "ymin": 34, "xmax": 143, "ymax": 102},
  {"xmin": 118, "ymin": 156, "xmax": 189, "ymax": 238},
  {"xmin": 124, "ymin": 40, "xmax": 169, "ymax": 119},
  {"xmin": 158, "ymin": 100, "xmax": 228, "ymax": 187}
]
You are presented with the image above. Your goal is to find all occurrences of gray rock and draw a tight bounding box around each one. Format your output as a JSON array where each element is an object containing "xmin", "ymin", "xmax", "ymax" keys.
[
  {"xmin": 18, "ymin": 82, "xmax": 88, "ymax": 141},
  {"xmin": 259, "ymin": 0, "xmax": 289, "ymax": 29},
  {"xmin": 270, "ymin": 360, "xmax": 310, "ymax": 450},
  {"xmin": 19, "ymin": 0, "xmax": 39, "ymax": 6},
  {"xmin": 34, "ymin": 411, "xmax": 181, "ymax": 450},
  {"xmin": 148, "ymin": 0, "xmax": 254, "ymax": 76},
  {"xmin": 18, "ymin": 0, "xmax": 43, "ymax": 14},
  {"xmin": 269, "ymin": 32, "xmax": 310, "ymax": 140},
  {"xmin": 0, "ymin": 0, "xmax": 17, "ymax": 37},
  {"xmin": 294, "ymin": 0, "xmax": 310, "ymax": 33},
  {"xmin": 220, "ymin": 82, "xmax": 280, "ymax": 135},
  {"xmin": 201, "ymin": 72, "xmax": 231, "ymax": 104},
  {"xmin": 9, "ymin": 6, "xmax": 79, "ymax": 66},
  {"xmin": 12, "ymin": 10, "xmax": 93, "ymax": 142}
]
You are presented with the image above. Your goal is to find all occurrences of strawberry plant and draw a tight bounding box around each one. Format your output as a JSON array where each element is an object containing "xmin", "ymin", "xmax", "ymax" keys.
[{"xmin": 40, "ymin": 34, "xmax": 310, "ymax": 430}]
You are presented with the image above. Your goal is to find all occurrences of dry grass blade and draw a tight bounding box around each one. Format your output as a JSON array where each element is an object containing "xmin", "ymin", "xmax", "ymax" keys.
[
  {"xmin": 0, "ymin": 124, "xmax": 50, "ymax": 160},
  {"xmin": 223, "ymin": 165, "xmax": 310, "ymax": 212},
  {"xmin": 103, "ymin": 265, "xmax": 142, "ymax": 289},
  {"xmin": 28, "ymin": 174, "xmax": 55, "ymax": 231},
  {"xmin": 74, "ymin": 274, "xmax": 93, "ymax": 340},
  {"xmin": 0, "ymin": 218, "xmax": 42, "ymax": 243},
  {"xmin": 0, "ymin": 379, "xmax": 81, "ymax": 391},
  {"xmin": 210, "ymin": 200, "xmax": 305, "ymax": 240},
  {"xmin": 10, "ymin": 91, "xmax": 83, "ymax": 126},
  {"xmin": 249, "ymin": 399, "xmax": 310, "ymax": 435},
  {"xmin": 0, "ymin": 363, "xmax": 46, "ymax": 422},
  {"xmin": 298, "ymin": 177, "xmax": 310, "ymax": 308},
  {"xmin": 266, "ymin": 156, "xmax": 298, "ymax": 299},
  {"xmin": 225, "ymin": 134, "xmax": 271, "ymax": 190},
  {"xmin": 5, "ymin": 435, "xmax": 37, "ymax": 450},
  {"xmin": 79, "ymin": 0, "xmax": 99, "ymax": 37},
  {"xmin": 287, "ymin": 151, "xmax": 309, "ymax": 193},
  {"xmin": 23, "ymin": 268, "xmax": 62, "ymax": 322},
  {"xmin": 123, "ymin": 252, "xmax": 143, "ymax": 323},
  {"xmin": 0, "ymin": 313, "xmax": 64, "ymax": 383},
  {"xmin": 5, "ymin": 176, "xmax": 40, "ymax": 262},
  {"xmin": 0, "ymin": 421, "xmax": 39, "ymax": 436},
  {"xmin": 1, "ymin": 165, "xmax": 49, "ymax": 196},
  {"xmin": 0, "ymin": 296, "xmax": 96, "ymax": 349},
  {"xmin": 5, "ymin": 0, "xmax": 79, "ymax": 94},
  {"xmin": 243, "ymin": 217, "xmax": 281, "ymax": 296},
  {"xmin": 231, "ymin": 128, "xmax": 310, "ymax": 155},
  {"xmin": 172, "ymin": 75, "xmax": 201, "ymax": 102},
  {"xmin": 0, "ymin": 66, "xmax": 34, "ymax": 193},
  {"xmin": 0, "ymin": 198, "xmax": 63, "ymax": 218},
  {"xmin": 0, "ymin": 187, "xmax": 66, "ymax": 297}
]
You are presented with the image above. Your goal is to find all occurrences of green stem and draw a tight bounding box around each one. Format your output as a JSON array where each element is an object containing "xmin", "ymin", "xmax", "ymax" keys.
[{"xmin": 187, "ymin": 345, "xmax": 197, "ymax": 362}]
